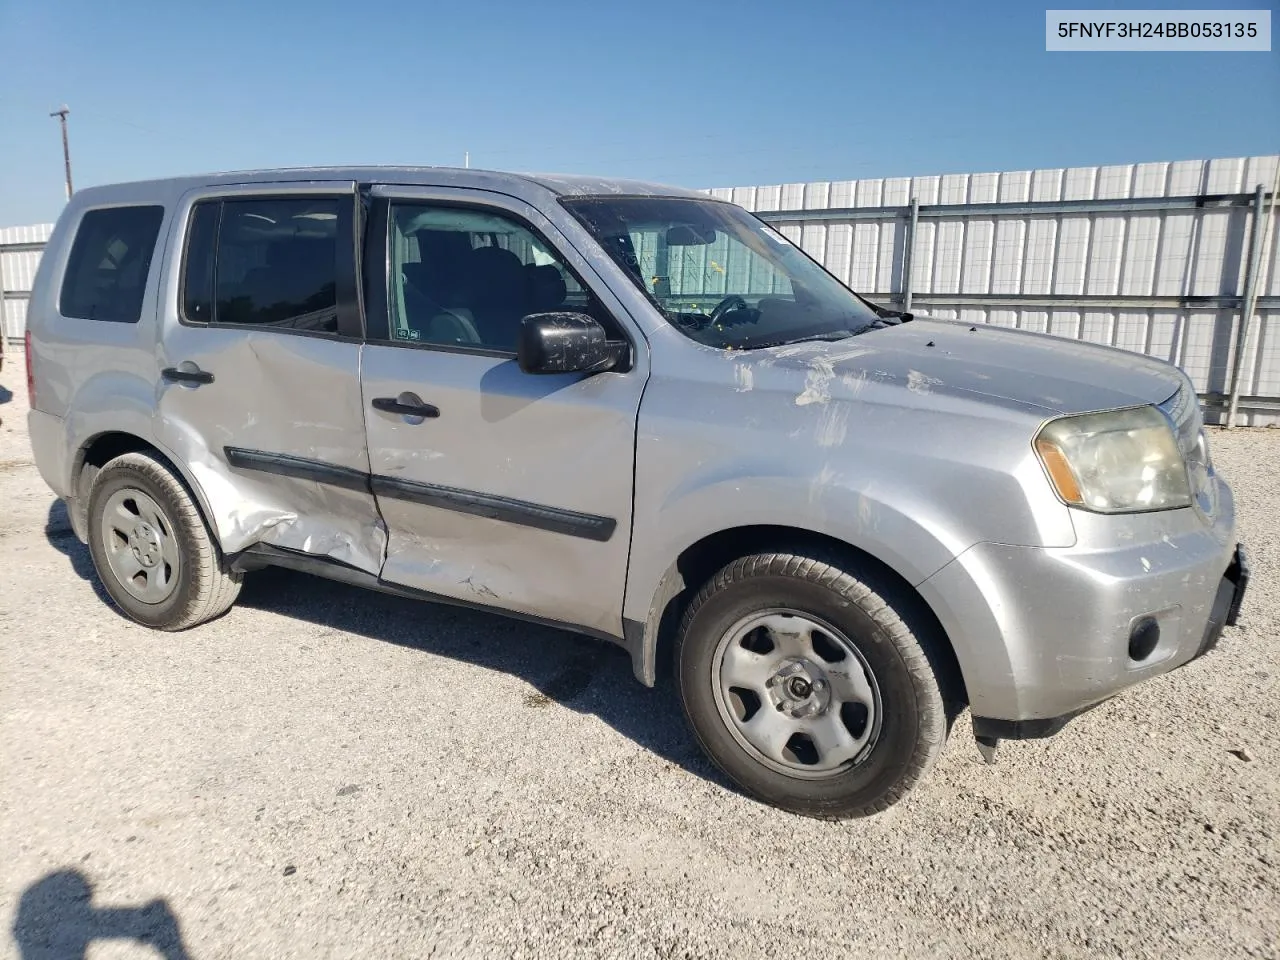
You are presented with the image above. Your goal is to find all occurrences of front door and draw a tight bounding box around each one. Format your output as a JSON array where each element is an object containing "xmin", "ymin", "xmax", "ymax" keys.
[
  {"xmin": 359, "ymin": 186, "xmax": 648, "ymax": 636},
  {"xmin": 154, "ymin": 183, "xmax": 384, "ymax": 572}
]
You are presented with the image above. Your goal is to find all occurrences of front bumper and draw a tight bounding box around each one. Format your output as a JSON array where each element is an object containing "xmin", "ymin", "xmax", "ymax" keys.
[
  {"xmin": 971, "ymin": 543, "xmax": 1249, "ymax": 740},
  {"xmin": 918, "ymin": 484, "xmax": 1241, "ymax": 726}
]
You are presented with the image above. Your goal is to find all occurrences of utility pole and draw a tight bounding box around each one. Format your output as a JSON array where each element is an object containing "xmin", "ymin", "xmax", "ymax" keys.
[{"xmin": 49, "ymin": 105, "xmax": 73, "ymax": 199}]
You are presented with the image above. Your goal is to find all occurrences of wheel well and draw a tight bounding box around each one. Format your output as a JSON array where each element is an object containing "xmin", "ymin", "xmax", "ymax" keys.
[
  {"xmin": 653, "ymin": 525, "xmax": 969, "ymax": 709},
  {"xmin": 76, "ymin": 432, "xmax": 162, "ymax": 497},
  {"xmin": 80, "ymin": 432, "xmax": 159, "ymax": 473},
  {"xmin": 72, "ymin": 432, "xmax": 227, "ymax": 558},
  {"xmin": 70, "ymin": 433, "xmax": 166, "ymax": 537}
]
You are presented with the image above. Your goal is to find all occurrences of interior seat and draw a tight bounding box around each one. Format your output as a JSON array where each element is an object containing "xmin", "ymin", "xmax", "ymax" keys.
[{"xmin": 460, "ymin": 245, "xmax": 533, "ymax": 348}]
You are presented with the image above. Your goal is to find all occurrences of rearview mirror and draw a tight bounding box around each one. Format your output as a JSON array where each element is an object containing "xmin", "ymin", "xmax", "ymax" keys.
[
  {"xmin": 517, "ymin": 313, "xmax": 627, "ymax": 375},
  {"xmin": 665, "ymin": 224, "xmax": 716, "ymax": 246}
]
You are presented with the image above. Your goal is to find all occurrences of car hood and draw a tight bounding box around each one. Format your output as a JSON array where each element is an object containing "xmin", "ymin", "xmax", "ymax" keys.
[{"xmin": 751, "ymin": 317, "xmax": 1185, "ymax": 416}]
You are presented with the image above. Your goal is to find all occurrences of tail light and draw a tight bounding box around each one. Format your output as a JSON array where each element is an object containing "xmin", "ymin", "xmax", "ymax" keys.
[{"xmin": 25, "ymin": 330, "xmax": 35, "ymax": 406}]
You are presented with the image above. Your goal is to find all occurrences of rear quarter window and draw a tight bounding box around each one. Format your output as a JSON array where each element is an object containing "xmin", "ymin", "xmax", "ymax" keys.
[{"xmin": 59, "ymin": 205, "xmax": 165, "ymax": 323}]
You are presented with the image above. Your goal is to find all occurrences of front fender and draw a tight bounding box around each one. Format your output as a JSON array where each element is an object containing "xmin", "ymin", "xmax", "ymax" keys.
[
  {"xmin": 622, "ymin": 467, "xmax": 981, "ymax": 686},
  {"xmin": 646, "ymin": 470, "xmax": 966, "ymax": 597}
]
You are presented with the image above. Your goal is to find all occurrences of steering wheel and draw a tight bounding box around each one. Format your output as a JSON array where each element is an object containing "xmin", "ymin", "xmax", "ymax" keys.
[{"xmin": 709, "ymin": 295, "xmax": 749, "ymax": 326}]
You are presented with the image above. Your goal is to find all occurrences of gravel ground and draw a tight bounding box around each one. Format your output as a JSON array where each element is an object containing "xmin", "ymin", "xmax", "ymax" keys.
[{"xmin": 1, "ymin": 364, "xmax": 1277, "ymax": 960}]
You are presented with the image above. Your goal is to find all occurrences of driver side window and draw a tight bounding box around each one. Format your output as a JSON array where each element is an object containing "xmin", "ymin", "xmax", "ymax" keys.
[{"xmin": 387, "ymin": 202, "xmax": 609, "ymax": 352}]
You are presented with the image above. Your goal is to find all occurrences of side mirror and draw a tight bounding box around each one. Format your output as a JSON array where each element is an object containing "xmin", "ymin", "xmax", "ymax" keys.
[{"xmin": 517, "ymin": 312, "xmax": 627, "ymax": 375}]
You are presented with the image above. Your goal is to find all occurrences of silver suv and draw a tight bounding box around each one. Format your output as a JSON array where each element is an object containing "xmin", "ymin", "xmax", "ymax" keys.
[{"xmin": 25, "ymin": 167, "xmax": 1248, "ymax": 818}]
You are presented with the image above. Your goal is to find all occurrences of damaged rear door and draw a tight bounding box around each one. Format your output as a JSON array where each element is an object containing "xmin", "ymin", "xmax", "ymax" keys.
[{"xmin": 154, "ymin": 181, "xmax": 385, "ymax": 572}]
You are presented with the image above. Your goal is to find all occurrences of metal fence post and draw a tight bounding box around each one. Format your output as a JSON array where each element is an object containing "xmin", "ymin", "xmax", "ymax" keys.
[
  {"xmin": 1226, "ymin": 183, "xmax": 1272, "ymax": 428},
  {"xmin": 902, "ymin": 196, "xmax": 919, "ymax": 311}
]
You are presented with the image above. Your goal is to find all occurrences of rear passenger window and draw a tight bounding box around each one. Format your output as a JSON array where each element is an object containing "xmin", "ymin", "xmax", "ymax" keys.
[
  {"xmin": 181, "ymin": 197, "xmax": 341, "ymax": 334},
  {"xmin": 59, "ymin": 205, "xmax": 164, "ymax": 322}
]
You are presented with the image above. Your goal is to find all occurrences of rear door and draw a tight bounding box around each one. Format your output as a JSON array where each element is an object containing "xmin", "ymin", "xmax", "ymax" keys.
[
  {"xmin": 154, "ymin": 182, "xmax": 384, "ymax": 572},
  {"xmin": 359, "ymin": 185, "xmax": 648, "ymax": 636}
]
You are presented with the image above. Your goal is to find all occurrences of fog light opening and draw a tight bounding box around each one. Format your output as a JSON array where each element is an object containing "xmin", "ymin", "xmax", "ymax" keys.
[{"xmin": 1128, "ymin": 617, "xmax": 1161, "ymax": 662}]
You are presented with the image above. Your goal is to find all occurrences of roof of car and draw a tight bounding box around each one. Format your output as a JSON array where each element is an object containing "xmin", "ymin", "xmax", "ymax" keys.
[{"xmin": 67, "ymin": 166, "xmax": 712, "ymax": 205}]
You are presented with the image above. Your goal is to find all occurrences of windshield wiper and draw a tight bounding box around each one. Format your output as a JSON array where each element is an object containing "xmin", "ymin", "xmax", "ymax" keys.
[
  {"xmin": 861, "ymin": 297, "xmax": 913, "ymax": 323},
  {"xmin": 743, "ymin": 330, "xmax": 855, "ymax": 350}
]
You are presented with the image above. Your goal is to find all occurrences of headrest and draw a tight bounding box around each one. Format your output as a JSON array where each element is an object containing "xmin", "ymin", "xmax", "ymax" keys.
[
  {"xmin": 465, "ymin": 245, "xmax": 529, "ymax": 304},
  {"xmin": 528, "ymin": 264, "xmax": 567, "ymax": 312}
]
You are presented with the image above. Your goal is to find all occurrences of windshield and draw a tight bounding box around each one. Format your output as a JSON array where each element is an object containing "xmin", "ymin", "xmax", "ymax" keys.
[{"xmin": 561, "ymin": 196, "xmax": 885, "ymax": 349}]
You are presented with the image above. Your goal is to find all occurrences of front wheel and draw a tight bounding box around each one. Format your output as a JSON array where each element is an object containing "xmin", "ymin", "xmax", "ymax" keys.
[
  {"xmin": 675, "ymin": 551, "xmax": 949, "ymax": 819},
  {"xmin": 86, "ymin": 452, "xmax": 242, "ymax": 630}
]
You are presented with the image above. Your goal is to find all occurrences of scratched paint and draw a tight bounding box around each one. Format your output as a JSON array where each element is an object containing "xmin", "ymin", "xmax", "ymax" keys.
[
  {"xmin": 815, "ymin": 401, "xmax": 850, "ymax": 448},
  {"xmin": 838, "ymin": 370, "xmax": 869, "ymax": 397},
  {"xmin": 906, "ymin": 369, "xmax": 944, "ymax": 394},
  {"xmin": 824, "ymin": 346, "xmax": 872, "ymax": 364},
  {"xmin": 795, "ymin": 357, "xmax": 835, "ymax": 406},
  {"xmin": 808, "ymin": 464, "xmax": 838, "ymax": 505}
]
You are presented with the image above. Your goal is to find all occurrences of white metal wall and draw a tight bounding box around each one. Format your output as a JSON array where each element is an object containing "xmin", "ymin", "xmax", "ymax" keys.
[
  {"xmin": 708, "ymin": 155, "xmax": 1280, "ymax": 425},
  {"xmin": 4, "ymin": 157, "xmax": 1278, "ymax": 422},
  {"xmin": 0, "ymin": 222, "xmax": 53, "ymax": 342}
]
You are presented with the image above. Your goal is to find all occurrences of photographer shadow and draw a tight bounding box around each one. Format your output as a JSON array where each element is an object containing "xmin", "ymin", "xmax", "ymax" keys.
[{"xmin": 13, "ymin": 870, "xmax": 191, "ymax": 960}]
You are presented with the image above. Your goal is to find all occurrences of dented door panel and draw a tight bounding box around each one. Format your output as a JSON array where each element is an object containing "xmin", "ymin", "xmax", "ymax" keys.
[
  {"xmin": 152, "ymin": 182, "xmax": 386, "ymax": 573},
  {"xmin": 363, "ymin": 348, "xmax": 640, "ymax": 633},
  {"xmin": 361, "ymin": 184, "xmax": 649, "ymax": 636},
  {"xmin": 156, "ymin": 329, "xmax": 384, "ymax": 570}
]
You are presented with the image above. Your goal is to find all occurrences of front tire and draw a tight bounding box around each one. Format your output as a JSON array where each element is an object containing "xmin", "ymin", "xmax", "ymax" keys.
[
  {"xmin": 675, "ymin": 551, "xmax": 948, "ymax": 819},
  {"xmin": 86, "ymin": 452, "xmax": 242, "ymax": 630}
]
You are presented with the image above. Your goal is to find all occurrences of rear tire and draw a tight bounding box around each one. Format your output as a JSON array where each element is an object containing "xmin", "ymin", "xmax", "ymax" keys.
[
  {"xmin": 675, "ymin": 551, "xmax": 948, "ymax": 819},
  {"xmin": 86, "ymin": 452, "xmax": 241, "ymax": 630}
]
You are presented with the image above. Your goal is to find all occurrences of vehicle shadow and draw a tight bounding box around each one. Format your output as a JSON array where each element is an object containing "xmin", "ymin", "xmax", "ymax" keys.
[
  {"xmin": 44, "ymin": 500, "xmax": 114, "ymax": 607},
  {"xmin": 43, "ymin": 501, "xmax": 726, "ymax": 790},
  {"xmin": 12, "ymin": 869, "xmax": 192, "ymax": 960},
  {"xmin": 0, "ymin": 383, "xmax": 13, "ymax": 405},
  {"xmin": 234, "ymin": 565, "xmax": 723, "ymax": 785}
]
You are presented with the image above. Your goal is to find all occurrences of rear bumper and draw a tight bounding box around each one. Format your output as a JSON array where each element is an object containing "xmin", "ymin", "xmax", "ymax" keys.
[{"xmin": 27, "ymin": 408, "xmax": 70, "ymax": 498}]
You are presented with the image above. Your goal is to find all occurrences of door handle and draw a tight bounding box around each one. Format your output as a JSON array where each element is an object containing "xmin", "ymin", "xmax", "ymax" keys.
[
  {"xmin": 162, "ymin": 366, "xmax": 214, "ymax": 385},
  {"xmin": 372, "ymin": 396, "xmax": 440, "ymax": 419}
]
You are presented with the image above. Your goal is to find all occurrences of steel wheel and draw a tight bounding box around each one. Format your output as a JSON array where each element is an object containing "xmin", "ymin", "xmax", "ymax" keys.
[
  {"xmin": 98, "ymin": 487, "xmax": 181, "ymax": 604},
  {"xmin": 712, "ymin": 609, "xmax": 882, "ymax": 779}
]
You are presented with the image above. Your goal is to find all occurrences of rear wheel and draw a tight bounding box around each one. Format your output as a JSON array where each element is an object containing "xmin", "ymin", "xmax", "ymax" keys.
[
  {"xmin": 86, "ymin": 452, "xmax": 241, "ymax": 630},
  {"xmin": 675, "ymin": 551, "xmax": 949, "ymax": 818}
]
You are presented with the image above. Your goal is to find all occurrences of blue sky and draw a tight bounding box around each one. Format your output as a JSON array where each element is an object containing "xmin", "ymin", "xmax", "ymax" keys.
[{"xmin": 1, "ymin": 0, "xmax": 1277, "ymax": 227}]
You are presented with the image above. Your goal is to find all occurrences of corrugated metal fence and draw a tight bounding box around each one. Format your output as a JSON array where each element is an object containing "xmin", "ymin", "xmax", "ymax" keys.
[
  {"xmin": 4, "ymin": 155, "xmax": 1279, "ymax": 422},
  {"xmin": 707, "ymin": 154, "xmax": 1280, "ymax": 425},
  {"xmin": 0, "ymin": 222, "xmax": 53, "ymax": 346}
]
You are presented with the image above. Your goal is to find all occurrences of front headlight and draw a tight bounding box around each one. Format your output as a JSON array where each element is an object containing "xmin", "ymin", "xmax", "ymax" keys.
[
  {"xmin": 1034, "ymin": 405, "xmax": 1191, "ymax": 513},
  {"xmin": 1184, "ymin": 426, "xmax": 1215, "ymax": 514}
]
